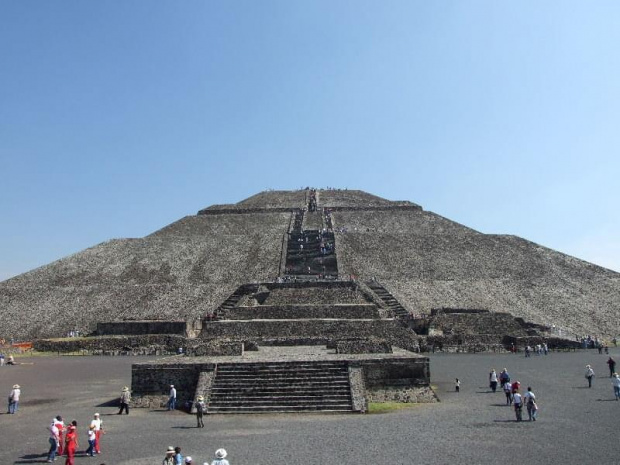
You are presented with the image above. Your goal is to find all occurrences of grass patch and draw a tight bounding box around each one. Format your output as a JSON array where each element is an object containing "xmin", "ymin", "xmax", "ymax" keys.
[{"xmin": 367, "ymin": 402, "xmax": 421, "ymax": 414}]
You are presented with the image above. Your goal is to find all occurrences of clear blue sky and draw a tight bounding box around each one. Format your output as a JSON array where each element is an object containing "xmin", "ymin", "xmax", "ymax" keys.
[{"xmin": 1, "ymin": 1, "xmax": 619, "ymax": 280}]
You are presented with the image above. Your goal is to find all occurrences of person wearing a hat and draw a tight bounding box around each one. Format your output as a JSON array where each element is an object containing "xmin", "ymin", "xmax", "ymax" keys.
[
  {"xmin": 8, "ymin": 384, "xmax": 20, "ymax": 414},
  {"xmin": 162, "ymin": 446, "xmax": 175, "ymax": 465},
  {"xmin": 195, "ymin": 395, "xmax": 206, "ymax": 428},
  {"xmin": 89, "ymin": 413, "xmax": 104, "ymax": 454},
  {"xmin": 210, "ymin": 448, "xmax": 229, "ymax": 465},
  {"xmin": 118, "ymin": 386, "xmax": 131, "ymax": 415},
  {"xmin": 185, "ymin": 457, "xmax": 193, "ymax": 464}
]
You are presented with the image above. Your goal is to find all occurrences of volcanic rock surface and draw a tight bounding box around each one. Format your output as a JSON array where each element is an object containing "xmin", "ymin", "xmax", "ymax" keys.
[{"xmin": 1, "ymin": 189, "xmax": 618, "ymax": 340}]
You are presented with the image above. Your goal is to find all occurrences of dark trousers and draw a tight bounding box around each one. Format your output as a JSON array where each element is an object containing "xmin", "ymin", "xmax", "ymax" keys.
[
  {"xmin": 197, "ymin": 412, "xmax": 204, "ymax": 428},
  {"xmin": 514, "ymin": 404, "xmax": 523, "ymax": 421},
  {"xmin": 119, "ymin": 402, "xmax": 129, "ymax": 414}
]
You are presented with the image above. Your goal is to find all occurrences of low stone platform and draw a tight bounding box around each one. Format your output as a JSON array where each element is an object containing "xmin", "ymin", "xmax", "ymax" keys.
[{"xmin": 131, "ymin": 345, "xmax": 432, "ymax": 413}]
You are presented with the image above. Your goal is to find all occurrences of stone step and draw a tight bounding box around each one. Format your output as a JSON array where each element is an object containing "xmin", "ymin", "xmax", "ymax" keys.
[
  {"xmin": 216, "ymin": 365, "xmax": 348, "ymax": 372},
  {"xmin": 217, "ymin": 362, "xmax": 348, "ymax": 369},
  {"xmin": 209, "ymin": 399, "xmax": 351, "ymax": 408},
  {"xmin": 209, "ymin": 392, "xmax": 351, "ymax": 403},
  {"xmin": 210, "ymin": 387, "xmax": 351, "ymax": 395},
  {"xmin": 216, "ymin": 370, "xmax": 348, "ymax": 377},
  {"xmin": 207, "ymin": 405, "xmax": 353, "ymax": 413},
  {"xmin": 212, "ymin": 378, "xmax": 350, "ymax": 386}
]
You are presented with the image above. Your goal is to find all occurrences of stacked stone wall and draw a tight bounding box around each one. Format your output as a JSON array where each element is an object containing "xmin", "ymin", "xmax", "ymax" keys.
[
  {"xmin": 336, "ymin": 340, "xmax": 392, "ymax": 354},
  {"xmin": 223, "ymin": 304, "xmax": 379, "ymax": 320},
  {"xmin": 200, "ymin": 320, "xmax": 419, "ymax": 351},
  {"xmin": 33, "ymin": 336, "xmax": 244, "ymax": 357},
  {"xmin": 96, "ymin": 321, "xmax": 187, "ymax": 336},
  {"xmin": 428, "ymin": 311, "xmax": 529, "ymax": 337}
]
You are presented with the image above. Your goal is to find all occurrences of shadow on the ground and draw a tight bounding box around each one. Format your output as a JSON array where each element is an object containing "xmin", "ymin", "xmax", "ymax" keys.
[
  {"xmin": 14, "ymin": 453, "xmax": 48, "ymax": 464},
  {"xmin": 96, "ymin": 398, "xmax": 119, "ymax": 407}
]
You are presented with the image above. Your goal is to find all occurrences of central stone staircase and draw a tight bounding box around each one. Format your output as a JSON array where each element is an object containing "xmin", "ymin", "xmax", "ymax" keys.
[{"xmin": 207, "ymin": 361, "xmax": 354, "ymax": 413}]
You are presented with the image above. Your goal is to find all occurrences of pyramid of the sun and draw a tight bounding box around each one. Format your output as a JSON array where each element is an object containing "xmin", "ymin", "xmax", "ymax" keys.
[{"xmin": 1, "ymin": 189, "xmax": 618, "ymax": 341}]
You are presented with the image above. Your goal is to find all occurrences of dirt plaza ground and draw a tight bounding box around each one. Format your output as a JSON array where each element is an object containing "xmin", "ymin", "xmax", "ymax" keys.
[{"xmin": 1, "ymin": 348, "xmax": 618, "ymax": 465}]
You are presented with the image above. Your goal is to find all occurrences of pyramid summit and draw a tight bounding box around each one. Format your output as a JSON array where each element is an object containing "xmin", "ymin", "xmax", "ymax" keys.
[{"xmin": 1, "ymin": 188, "xmax": 618, "ymax": 342}]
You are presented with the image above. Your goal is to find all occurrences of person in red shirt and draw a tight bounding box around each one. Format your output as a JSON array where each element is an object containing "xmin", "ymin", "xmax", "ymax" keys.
[
  {"xmin": 64, "ymin": 421, "xmax": 79, "ymax": 465},
  {"xmin": 511, "ymin": 380, "xmax": 521, "ymax": 394}
]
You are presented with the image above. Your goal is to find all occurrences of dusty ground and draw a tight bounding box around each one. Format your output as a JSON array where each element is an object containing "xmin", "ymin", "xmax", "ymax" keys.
[{"xmin": 1, "ymin": 348, "xmax": 619, "ymax": 465}]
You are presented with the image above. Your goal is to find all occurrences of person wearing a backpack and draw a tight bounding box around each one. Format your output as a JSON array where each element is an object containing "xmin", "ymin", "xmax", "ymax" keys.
[{"xmin": 195, "ymin": 395, "xmax": 206, "ymax": 428}]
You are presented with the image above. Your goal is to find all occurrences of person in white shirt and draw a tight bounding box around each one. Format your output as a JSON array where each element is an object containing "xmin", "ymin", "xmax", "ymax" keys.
[
  {"xmin": 489, "ymin": 369, "xmax": 498, "ymax": 392},
  {"xmin": 89, "ymin": 412, "xmax": 104, "ymax": 454},
  {"xmin": 8, "ymin": 384, "xmax": 20, "ymax": 414},
  {"xmin": 86, "ymin": 425, "xmax": 96, "ymax": 457},
  {"xmin": 611, "ymin": 373, "xmax": 620, "ymax": 400},
  {"xmin": 524, "ymin": 386, "xmax": 537, "ymax": 421},
  {"xmin": 512, "ymin": 390, "xmax": 523, "ymax": 422},
  {"xmin": 47, "ymin": 420, "xmax": 60, "ymax": 462},
  {"xmin": 585, "ymin": 365, "xmax": 595, "ymax": 388},
  {"xmin": 168, "ymin": 385, "xmax": 177, "ymax": 411}
]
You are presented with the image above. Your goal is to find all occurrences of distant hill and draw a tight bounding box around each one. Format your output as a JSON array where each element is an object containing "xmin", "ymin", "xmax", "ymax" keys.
[{"xmin": 1, "ymin": 189, "xmax": 618, "ymax": 340}]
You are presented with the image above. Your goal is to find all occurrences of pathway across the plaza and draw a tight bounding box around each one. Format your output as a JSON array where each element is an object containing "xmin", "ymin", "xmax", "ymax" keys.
[{"xmin": 1, "ymin": 348, "xmax": 618, "ymax": 465}]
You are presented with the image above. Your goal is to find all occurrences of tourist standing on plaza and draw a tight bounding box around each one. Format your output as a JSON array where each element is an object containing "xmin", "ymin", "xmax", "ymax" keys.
[
  {"xmin": 174, "ymin": 446, "xmax": 184, "ymax": 465},
  {"xmin": 524, "ymin": 387, "xmax": 538, "ymax": 421},
  {"xmin": 47, "ymin": 419, "xmax": 60, "ymax": 463},
  {"xmin": 64, "ymin": 422, "xmax": 78, "ymax": 465},
  {"xmin": 455, "ymin": 378, "xmax": 460, "ymax": 392},
  {"xmin": 90, "ymin": 412, "xmax": 104, "ymax": 454},
  {"xmin": 211, "ymin": 449, "xmax": 230, "ymax": 465},
  {"xmin": 7, "ymin": 354, "xmax": 15, "ymax": 365},
  {"xmin": 8, "ymin": 383, "xmax": 20, "ymax": 413},
  {"xmin": 503, "ymin": 381, "xmax": 512, "ymax": 405},
  {"xmin": 611, "ymin": 373, "xmax": 620, "ymax": 400},
  {"xmin": 606, "ymin": 357, "xmax": 616, "ymax": 377},
  {"xmin": 196, "ymin": 395, "xmax": 206, "ymax": 427},
  {"xmin": 86, "ymin": 425, "xmax": 96, "ymax": 457},
  {"xmin": 119, "ymin": 386, "xmax": 131, "ymax": 414},
  {"xmin": 585, "ymin": 365, "xmax": 595, "ymax": 388},
  {"xmin": 163, "ymin": 446, "xmax": 175, "ymax": 465},
  {"xmin": 512, "ymin": 389, "xmax": 523, "ymax": 421},
  {"xmin": 168, "ymin": 385, "xmax": 177, "ymax": 410},
  {"xmin": 489, "ymin": 369, "xmax": 498, "ymax": 392},
  {"xmin": 53, "ymin": 415, "xmax": 65, "ymax": 456},
  {"xmin": 499, "ymin": 368, "xmax": 510, "ymax": 389}
]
